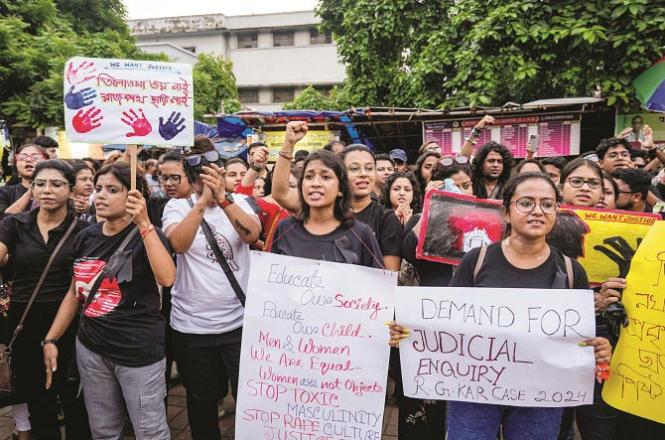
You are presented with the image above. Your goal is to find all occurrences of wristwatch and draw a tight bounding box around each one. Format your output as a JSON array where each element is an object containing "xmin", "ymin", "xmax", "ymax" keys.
[
  {"xmin": 40, "ymin": 339, "xmax": 57, "ymax": 347},
  {"xmin": 220, "ymin": 193, "xmax": 235, "ymax": 209}
]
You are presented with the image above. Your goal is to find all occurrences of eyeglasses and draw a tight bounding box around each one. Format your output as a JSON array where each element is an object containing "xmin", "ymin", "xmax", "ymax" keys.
[
  {"xmin": 16, "ymin": 153, "xmax": 45, "ymax": 162},
  {"xmin": 439, "ymin": 156, "xmax": 469, "ymax": 167},
  {"xmin": 158, "ymin": 174, "xmax": 182, "ymax": 185},
  {"xmin": 185, "ymin": 151, "xmax": 221, "ymax": 168},
  {"xmin": 31, "ymin": 179, "xmax": 70, "ymax": 189},
  {"xmin": 347, "ymin": 165, "xmax": 375, "ymax": 174},
  {"xmin": 565, "ymin": 177, "xmax": 602, "ymax": 189},
  {"xmin": 606, "ymin": 151, "xmax": 631, "ymax": 160},
  {"xmin": 511, "ymin": 197, "xmax": 559, "ymax": 214}
]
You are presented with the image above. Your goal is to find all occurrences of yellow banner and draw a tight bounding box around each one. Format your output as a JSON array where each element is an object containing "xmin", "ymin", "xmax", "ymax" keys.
[
  {"xmin": 573, "ymin": 208, "xmax": 659, "ymax": 285},
  {"xmin": 260, "ymin": 130, "xmax": 337, "ymax": 161},
  {"xmin": 602, "ymin": 220, "xmax": 665, "ymax": 422}
]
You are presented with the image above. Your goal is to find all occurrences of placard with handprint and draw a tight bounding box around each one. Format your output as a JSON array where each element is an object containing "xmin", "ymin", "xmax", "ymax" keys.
[{"xmin": 63, "ymin": 57, "xmax": 193, "ymax": 146}]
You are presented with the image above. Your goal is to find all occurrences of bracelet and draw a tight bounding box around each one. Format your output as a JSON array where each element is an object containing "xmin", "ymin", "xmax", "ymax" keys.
[
  {"xmin": 250, "ymin": 164, "xmax": 263, "ymax": 173},
  {"xmin": 464, "ymin": 137, "xmax": 477, "ymax": 146},
  {"xmin": 278, "ymin": 151, "xmax": 293, "ymax": 161},
  {"xmin": 41, "ymin": 338, "xmax": 57, "ymax": 347},
  {"xmin": 140, "ymin": 224, "xmax": 155, "ymax": 239}
]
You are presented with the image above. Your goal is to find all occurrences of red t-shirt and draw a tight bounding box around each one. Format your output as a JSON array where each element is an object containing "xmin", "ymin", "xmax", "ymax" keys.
[{"xmin": 236, "ymin": 184, "xmax": 290, "ymax": 251}]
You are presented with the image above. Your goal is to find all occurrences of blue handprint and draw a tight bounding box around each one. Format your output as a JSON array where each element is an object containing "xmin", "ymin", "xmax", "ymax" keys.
[
  {"xmin": 159, "ymin": 111, "xmax": 186, "ymax": 140},
  {"xmin": 64, "ymin": 85, "xmax": 97, "ymax": 110}
]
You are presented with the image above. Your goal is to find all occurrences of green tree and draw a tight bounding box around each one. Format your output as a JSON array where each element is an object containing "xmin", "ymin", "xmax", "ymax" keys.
[
  {"xmin": 193, "ymin": 53, "xmax": 240, "ymax": 120},
  {"xmin": 318, "ymin": 0, "xmax": 665, "ymax": 109},
  {"xmin": 283, "ymin": 85, "xmax": 351, "ymax": 110},
  {"xmin": 0, "ymin": 0, "xmax": 166, "ymax": 128}
]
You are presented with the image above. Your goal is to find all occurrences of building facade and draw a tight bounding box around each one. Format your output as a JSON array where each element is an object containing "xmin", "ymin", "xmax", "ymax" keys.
[{"xmin": 128, "ymin": 11, "xmax": 346, "ymax": 111}]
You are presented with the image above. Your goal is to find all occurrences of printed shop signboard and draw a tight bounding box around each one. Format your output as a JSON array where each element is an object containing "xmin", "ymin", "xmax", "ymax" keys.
[
  {"xmin": 63, "ymin": 57, "xmax": 194, "ymax": 146},
  {"xmin": 416, "ymin": 191, "xmax": 660, "ymax": 285}
]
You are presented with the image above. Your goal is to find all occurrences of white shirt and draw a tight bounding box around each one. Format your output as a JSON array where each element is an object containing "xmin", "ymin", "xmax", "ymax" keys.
[{"xmin": 162, "ymin": 194, "xmax": 259, "ymax": 334}]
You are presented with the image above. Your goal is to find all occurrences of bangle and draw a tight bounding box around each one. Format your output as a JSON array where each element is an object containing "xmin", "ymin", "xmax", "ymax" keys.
[
  {"xmin": 41, "ymin": 338, "xmax": 57, "ymax": 347},
  {"xmin": 140, "ymin": 224, "xmax": 155, "ymax": 239},
  {"xmin": 464, "ymin": 137, "xmax": 477, "ymax": 146},
  {"xmin": 278, "ymin": 151, "xmax": 293, "ymax": 161}
]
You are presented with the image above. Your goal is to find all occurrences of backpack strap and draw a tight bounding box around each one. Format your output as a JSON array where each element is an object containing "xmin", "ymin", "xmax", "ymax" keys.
[
  {"xmin": 473, "ymin": 244, "xmax": 488, "ymax": 284},
  {"xmin": 563, "ymin": 254, "xmax": 574, "ymax": 289}
]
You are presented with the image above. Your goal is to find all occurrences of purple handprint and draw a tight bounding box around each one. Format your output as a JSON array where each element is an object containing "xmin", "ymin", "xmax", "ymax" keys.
[
  {"xmin": 159, "ymin": 111, "xmax": 186, "ymax": 140},
  {"xmin": 65, "ymin": 85, "xmax": 97, "ymax": 110}
]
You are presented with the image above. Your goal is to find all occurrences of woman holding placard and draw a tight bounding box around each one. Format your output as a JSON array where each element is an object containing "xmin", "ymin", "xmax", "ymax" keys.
[{"xmin": 390, "ymin": 172, "xmax": 612, "ymax": 440}]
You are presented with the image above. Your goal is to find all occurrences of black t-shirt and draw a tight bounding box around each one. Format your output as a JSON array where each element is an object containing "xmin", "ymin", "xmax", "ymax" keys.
[
  {"xmin": 401, "ymin": 214, "xmax": 453, "ymax": 287},
  {"xmin": 147, "ymin": 195, "xmax": 170, "ymax": 228},
  {"xmin": 272, "ymin": 217, "xmax": 384, "ymax": 269},
  {"xmin": 0, "ymin": 209, "xmax": 89, "ymax": 303},
  {"xmin": 0, "ymin": 183, "xmax": 29, "ymax": 217},
  {"xmin": 355, "ymin": 201, "xmax": 403, "ymax": 258},
  {"xmin": 450, "ymin": 242, "xmax": 589, "ymax": 289},
  {"xmin": 73, "ymin": 222, "xmax": 169, "ymax": 367}
]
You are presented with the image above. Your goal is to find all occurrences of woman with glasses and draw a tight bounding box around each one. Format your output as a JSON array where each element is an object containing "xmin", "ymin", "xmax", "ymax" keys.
[
  {"xmin": 0, "ymin": 160, "xmax": 91, "ymax": 439},
  {"xmin": 391, "ymin": 172, "xmax": 612, "ymax": 440},
  {"xmin": 555, "ymin": 158, "xmax": 621, "ymax": 440},
  {"xmin": 162, "ymin": 137, "xmax": 261, "ymax": 440},
  {"xmin": 0, "ymin": 144, "xmax": 49, "ymax": 217}
]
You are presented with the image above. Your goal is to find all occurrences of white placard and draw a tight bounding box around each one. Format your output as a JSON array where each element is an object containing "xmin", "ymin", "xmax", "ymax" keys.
[
  {"xmin": 396, "ymin": 287, "xmax": 596, "ymax": 407},
  {"xmin": 235, "ymin": 252, "xmax": 397, "ymax": 440},
  {"xmin": 63, "ymin": 57, "xmax": 193, "ymax": 146}
]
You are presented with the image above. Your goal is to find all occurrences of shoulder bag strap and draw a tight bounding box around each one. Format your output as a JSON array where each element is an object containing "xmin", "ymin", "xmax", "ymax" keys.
[
  {"xmin": 81, "ymin": 226, "xmax": 139, "ymax": 313},
  {"xmin": 473, "ymin": 244, "xmax": 488, "ymax": 284},
  {"xmin": 187, "ymin": 197, "xmax": 246, "ymax": 307},
  {"xmin": 563, "ymin": 255, "xmax": 574, "ymax": 289},
  {"xmin": 7, "ymin": 218, "xmax": 79, "ymax": 350}
]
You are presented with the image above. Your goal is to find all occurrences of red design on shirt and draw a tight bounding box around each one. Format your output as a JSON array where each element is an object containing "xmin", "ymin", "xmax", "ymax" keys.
[{"xmin": 73, "ymin": 258, "xmax": 121, "ymax": 318}]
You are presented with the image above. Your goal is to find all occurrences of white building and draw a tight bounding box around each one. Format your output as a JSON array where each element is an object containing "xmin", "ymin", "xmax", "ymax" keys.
[{"xmin": 128, "ymin": 11, "xmax": 346, "ymax": 111}]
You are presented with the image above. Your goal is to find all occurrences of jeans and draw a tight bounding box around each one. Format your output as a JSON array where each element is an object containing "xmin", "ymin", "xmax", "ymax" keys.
[
  {"xmin": 76, "ymin": 339, "xmax": 169, "ymax": 440},
  {"xmin": 447, "ymin": 401, "xmax": 564, "ymax": 440},
  {"xmin": 172, "ymin": 327, "xmax": 242, "ymax": 440}
]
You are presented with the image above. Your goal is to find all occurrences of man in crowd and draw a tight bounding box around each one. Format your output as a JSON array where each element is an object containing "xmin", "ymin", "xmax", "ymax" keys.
[
  {"xmin": 32, "ymin": 135, "xmax": 59, "ymax": 159},
  {"xmin": 613, "ymin": 168, "xmax": 652, "ymax": 212},
  {"xmin": 541, "ymin": 156, "xmax": 568, "ymax": 184},
  {"xmin": 597, "ymin": 138, "xmax": 633, "ymax": 174},
  {"xmin": 374, "ymin": 153, "xmax": 395, "ymax": 198},
  {"xmin": 389, "ymin": 148, "xmax": 408, "ymax": 173},
  {"xmin": 323, "ymin": 140, "xmax": 345, "ymax": 155},
  {"xmin": 630, "ymin": 149, "xmax": 648, "ymax": 169},
  {"xmin": 471, "ymin": 142, "xmax": 513, "ymax": 199}
]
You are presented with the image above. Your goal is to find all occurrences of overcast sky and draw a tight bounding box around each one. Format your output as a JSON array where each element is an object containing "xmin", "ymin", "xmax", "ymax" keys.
[{"xmin": 123, "ymin": 0, "xmax": 319, "ymax": 19}]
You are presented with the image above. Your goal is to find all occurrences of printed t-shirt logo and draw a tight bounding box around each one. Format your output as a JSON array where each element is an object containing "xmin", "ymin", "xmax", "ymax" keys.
[{"xmin": 73, "ymin": 257, "xmax": 121, "ymax": 317}]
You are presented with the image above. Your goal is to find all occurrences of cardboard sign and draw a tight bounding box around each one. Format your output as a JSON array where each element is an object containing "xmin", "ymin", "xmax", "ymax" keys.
[
  {"xmin": 602, "ymin": 221, "xmax": 665, "ymax": 423},
  {"xmin": 396, "ymin": 286, "xmax": 596, "ymax": 407},
  {"xmin": 417, "ymin": 191, "xmax": 659, "ymax": 284},
  {"xmin": 64, "ymin": 57, "xmax": 193, "ymax": 146},
  {"xmin": 255, "ymin": 130, "xmax": 339, "ymax": 162},
  {"xmin": 235, "ymin": 252, "xmax": 396, "ymax": 440}
]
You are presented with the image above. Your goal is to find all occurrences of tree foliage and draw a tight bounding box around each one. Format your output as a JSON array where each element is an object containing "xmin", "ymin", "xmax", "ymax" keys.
[
  {"xmin": 317, "ymin": 0, "xmax": 665, "ymax": 109},
  {"xmin": 283, "ymin": 85, "xmax": 351, "ymax": 111},
  {"xmin": 0, "ymin": 0, "xmax": 166, "ymax": 128},
  {"xmin": 193, "ymin": 53, "xmax": 240, "ymax": 120}
]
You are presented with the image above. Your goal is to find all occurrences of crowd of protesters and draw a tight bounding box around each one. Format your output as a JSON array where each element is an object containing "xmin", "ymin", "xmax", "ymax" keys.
[{"xmin": 0, "ymin": 115, "xmax": 662, "ymax": 440}]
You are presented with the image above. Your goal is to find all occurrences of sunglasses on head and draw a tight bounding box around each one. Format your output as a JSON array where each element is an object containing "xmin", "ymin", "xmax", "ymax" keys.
[
  {"xmin": 185, "ymin": 150, "xmax": 221, "ymax": 168},
  {"xmin": 439, "ymin": 156, "xmax": 469, "ymax": 167}
]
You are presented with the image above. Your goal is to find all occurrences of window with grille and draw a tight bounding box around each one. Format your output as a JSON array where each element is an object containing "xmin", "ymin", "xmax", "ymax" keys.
[
  {"xmin": 309, "ymin": 28, "xmax": 332, "ymax": 45},
  {"xmin": 237, "ymin": 33, "xmax": 258, "ymax": 49},
  {"xmin": 272, "ymin": 88, "xmax": 294, "ymax": 103},
  {"xmin": 239, "ymin": 88, "xmax": 259, "ymax": 103},
  {"xmin": 273, "ymin": 31, "xmax": 294, "ymax": 47}
]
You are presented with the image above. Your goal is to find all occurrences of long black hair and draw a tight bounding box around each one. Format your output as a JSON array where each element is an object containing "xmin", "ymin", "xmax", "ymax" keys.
[
  {"xmin": 471, "ymin": 142, "xmax": 513, "ymax": 196},
  {"xmin": 380, "ymin": 172, "xmax": 422, "ymax": 214},
  {"xmin": 413, "ymin": 151, "xmax": 441, "ymax": 194},
  {"xmin": 298, "ymin": 150, "xmax": 353, "ymax": 227}
]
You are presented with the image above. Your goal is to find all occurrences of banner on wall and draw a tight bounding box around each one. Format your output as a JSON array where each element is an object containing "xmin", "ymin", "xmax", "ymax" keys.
[
  {"xmin": 235, "ymin": 252, "xmax": 396, "ymax": 440},
  {"xmin": 63, "ymin": 57, "xmax": 193, "ymax": 146},
  {"xmin": 417, "ymin": 191, "xmax": 660, "ymax": 284},
  {"xmin": 423, "ymin": 113, "xmax": 581, "ymax": 158},
  {"xmin": 253, "ymin": 130, "xmax": 339, "ymax": 161},
  {"xmin": 602, "ymin": 221, "xmax": 665, "ymax": 423},
  {"xmin": 396, "ymin": 286, "xmax": 596, "ymax": 406}
]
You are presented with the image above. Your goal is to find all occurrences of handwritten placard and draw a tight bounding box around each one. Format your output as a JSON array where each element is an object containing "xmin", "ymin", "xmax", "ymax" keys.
[
  {"xmin": 235, "ymin": 252, "xmax": 396, "ymax": 440},
  {"xmin": 63, "ymin": 57, "xmax": 193, "ymax": 146},
  {"xmin": 602, "ymin": 221, "xmax": 665, "ymax": 423},
  {"xmin": 396, "ymin": 286, "xmax": 596, "ymax": 407}
]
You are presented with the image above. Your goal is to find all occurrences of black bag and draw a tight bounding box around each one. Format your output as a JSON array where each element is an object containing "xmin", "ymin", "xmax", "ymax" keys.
[{"xmin": 187, "ymin": 197, "xmax": 246, "ymax": 306}]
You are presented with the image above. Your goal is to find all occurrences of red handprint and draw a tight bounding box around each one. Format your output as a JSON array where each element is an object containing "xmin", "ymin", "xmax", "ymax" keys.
[
  {"xmin": 66, "ymin": 60, "xmax": 97, "ymax": 85},
  {"xmin": 121, "ymin": 108, "xmax": 152, "ymax": 138},
  {"xmin": 72, "ymin": 107, "xmax": 103, "ymax": 133}
]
